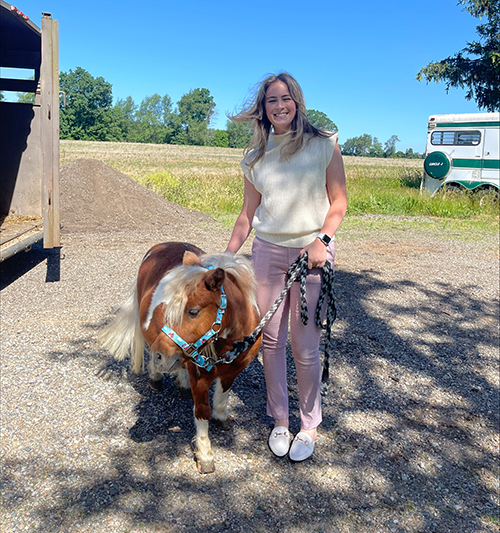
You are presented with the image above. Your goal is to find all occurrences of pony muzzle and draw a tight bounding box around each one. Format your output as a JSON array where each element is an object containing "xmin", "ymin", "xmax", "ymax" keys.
[{"xmin": 153, "ymin": 352, "xmax": 182, "ymax": 373}]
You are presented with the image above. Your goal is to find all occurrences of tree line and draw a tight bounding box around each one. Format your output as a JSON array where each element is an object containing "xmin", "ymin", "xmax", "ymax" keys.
[
  {"xmin": 57, "ymin": 67, "xmax": 248, "ymax": 147},
  {"xmin": 4, "ymin": 68, "xmax": 426, "ymax": 158},
  {"xmin": 341, "ymin": 134, "xmax": 424, "ymax": 159},
  {"xmin": 30, "ymin": 66, "xmax": 415, "ymax": 158},
  {"xmin": 7, "ymin": 69, "xmax": 417, "ymax": 156}
]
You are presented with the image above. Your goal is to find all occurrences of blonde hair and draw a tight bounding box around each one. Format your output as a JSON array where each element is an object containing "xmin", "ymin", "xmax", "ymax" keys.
[{"xmin": 229, "ymin": 72, "xmax": 333, "ymax": 168}]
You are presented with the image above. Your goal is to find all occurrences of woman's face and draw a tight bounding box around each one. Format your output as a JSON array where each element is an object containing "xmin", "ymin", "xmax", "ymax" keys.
[{"xmin": 265, "ymin": 81, "xmax": 297, "ymax": 135}]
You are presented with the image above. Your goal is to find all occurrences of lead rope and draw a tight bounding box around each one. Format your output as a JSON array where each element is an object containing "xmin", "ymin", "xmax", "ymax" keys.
[{"xmin": 217, "ymin": 253, "xmax": 337, "ymax": 387}]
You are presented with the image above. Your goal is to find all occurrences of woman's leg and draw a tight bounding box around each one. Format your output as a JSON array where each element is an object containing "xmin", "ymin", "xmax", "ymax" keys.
[
  {"xmin": 289, "ymin": 279, "xmax": 323, "ymax": 433},
  {"xmin": 252, "ymin": 238, "xmax": 291, "ymax": 424},
  {"xmin": 289, "ymin": 242, "xmax": 335, "ymax": 434}
]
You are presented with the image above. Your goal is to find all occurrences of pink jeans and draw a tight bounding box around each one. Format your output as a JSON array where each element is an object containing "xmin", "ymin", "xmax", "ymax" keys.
[{"xmin": 251, "ymin": 237, "xmax": 335, "ymax": 430}]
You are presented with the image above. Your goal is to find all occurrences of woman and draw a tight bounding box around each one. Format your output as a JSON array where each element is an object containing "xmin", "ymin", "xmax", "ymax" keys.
[{"xmin": 226, "ymin": 72, "xmax": 347, "ymax": 461}]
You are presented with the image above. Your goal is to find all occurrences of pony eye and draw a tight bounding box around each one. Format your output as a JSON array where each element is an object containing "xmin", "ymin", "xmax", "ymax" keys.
[{"xmin": 187, "ymin": 308, "xmax": 200, "ymax": 318}]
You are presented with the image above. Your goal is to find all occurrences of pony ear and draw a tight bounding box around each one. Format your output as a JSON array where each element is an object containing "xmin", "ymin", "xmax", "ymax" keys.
[
  {"xmin": 183, "ymin": 251, "xmax": 202, "ymax": 266},
  {"xmin": 205, "ymin": 268, "xmax": 225, "ymax": 292}
]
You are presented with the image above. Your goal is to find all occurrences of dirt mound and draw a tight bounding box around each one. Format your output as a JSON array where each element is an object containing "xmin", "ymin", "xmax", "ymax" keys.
[{"xmin": 60, "ymin": 159, "xmax": 216, "ymax": 235}]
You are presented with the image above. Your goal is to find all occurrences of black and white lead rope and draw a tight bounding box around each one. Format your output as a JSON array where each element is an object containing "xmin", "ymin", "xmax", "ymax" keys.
[{"xmin": 214, "ymin": 253, "xmax": 337, "ymax": 385}]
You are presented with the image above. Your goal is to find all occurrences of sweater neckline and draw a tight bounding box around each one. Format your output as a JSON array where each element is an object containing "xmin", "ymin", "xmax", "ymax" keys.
[
  {"xmin": 268, "ymin": 130, "xmax": 293, "ymax": 149},
  {"xmin": 270, "ymin": 130, "xmax": 293, "ymax": 141}
]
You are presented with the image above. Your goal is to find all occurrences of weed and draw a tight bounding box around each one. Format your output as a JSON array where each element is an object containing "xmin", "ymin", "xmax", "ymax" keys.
[{"xmin": 482, "ymin": 514, "xmax": 500, "ymax": 527}]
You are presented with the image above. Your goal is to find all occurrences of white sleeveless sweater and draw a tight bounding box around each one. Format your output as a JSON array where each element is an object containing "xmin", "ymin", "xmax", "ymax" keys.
[{"xmin": 241, "ymin": 131, "xmax": 338, "ymax": 248}]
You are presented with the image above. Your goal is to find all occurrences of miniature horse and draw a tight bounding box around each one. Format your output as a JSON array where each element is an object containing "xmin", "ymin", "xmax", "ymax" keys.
[{"xmin": 99, "ymin": 242, "xmax": 261, "ymax": 474}]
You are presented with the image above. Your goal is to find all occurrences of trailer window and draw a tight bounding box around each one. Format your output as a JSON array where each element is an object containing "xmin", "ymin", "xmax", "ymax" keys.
[
  {"xmin": 431, "ymin": 130, "xmax": 481, "ymax": 146},
  {"xmin": 456, "ymin": 131, "xmax": 481, "ymax": 145}
]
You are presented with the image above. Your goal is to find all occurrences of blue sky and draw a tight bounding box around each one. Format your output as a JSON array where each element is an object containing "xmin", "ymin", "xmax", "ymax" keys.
[{"xmin": 10, "ymin": 0, "xmax": 484, "ymax": 152}]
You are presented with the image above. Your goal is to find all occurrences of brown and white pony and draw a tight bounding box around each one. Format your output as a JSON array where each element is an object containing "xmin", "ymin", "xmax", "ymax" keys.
[{"xmin": 99, "ymin": 242, "xmax": 261, "ymax": 473}]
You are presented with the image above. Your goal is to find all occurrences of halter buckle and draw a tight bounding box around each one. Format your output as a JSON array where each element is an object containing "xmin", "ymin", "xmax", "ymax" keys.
[{"xmin": 183, "ymin": 345, "xmax": 197, "ymax": 356}]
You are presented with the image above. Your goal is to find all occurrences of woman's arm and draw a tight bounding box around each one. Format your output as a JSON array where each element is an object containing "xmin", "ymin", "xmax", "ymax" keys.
[
  {"xmin": 300, "ymin": 141, "xmax": 347, "ymax": 268},
  {"xmin": 226, "ymin": 176, "xmax": 262, "ymax": 253}
]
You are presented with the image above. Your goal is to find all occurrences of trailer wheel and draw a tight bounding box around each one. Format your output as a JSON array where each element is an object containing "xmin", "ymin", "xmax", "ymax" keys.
[
  {"xmin": 442, "ymin": 183, "xmax": 462, "ymax": 196},
  {"xmin": 478, "ymin": 187, "xmax": 499, "ymax": 207}
]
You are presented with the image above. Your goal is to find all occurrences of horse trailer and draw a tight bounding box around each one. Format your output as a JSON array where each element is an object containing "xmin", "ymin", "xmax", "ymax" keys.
[
  {"xmin": 0, "ymin": 2, "xmax": 60, "ymax": 262},
  {"xmin": 421, "ymin": 113, "xmax": 500, "ymax": 196}
]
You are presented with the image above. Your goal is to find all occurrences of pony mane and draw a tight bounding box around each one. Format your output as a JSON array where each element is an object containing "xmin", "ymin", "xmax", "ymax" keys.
[
  {"xmin": 200, "ymin": 252, "xmax": 259, "ymax": 313},
  {"xmin": 143, "ymin": 253, "xmax": 259, "ymax": 330}
]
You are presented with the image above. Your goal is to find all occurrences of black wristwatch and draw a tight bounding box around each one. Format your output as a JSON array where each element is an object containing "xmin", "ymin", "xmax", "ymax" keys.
[{"xmin": 316, "ymin": 233, "xmax": 331, "ymax": 246}]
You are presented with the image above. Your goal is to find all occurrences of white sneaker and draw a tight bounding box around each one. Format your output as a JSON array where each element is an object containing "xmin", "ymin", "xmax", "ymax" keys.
[
  {"xmin": 289, "ymin": 432, "xmax": 315, "ymax": 461},
  {"xmin": 268, "ymin": 426, "xmax": 293, "ymax": 457}
]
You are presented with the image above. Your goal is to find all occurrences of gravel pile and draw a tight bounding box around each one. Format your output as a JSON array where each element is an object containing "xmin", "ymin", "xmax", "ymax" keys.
[{"xmin": 1, "ymin": 160, "xmax": 499, "ymax": 532}]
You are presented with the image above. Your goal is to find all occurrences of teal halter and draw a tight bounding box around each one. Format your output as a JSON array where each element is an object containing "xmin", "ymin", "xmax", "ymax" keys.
[{"xmin": 161, "ymin": 267, "xmax": 227, "ymax": 371}]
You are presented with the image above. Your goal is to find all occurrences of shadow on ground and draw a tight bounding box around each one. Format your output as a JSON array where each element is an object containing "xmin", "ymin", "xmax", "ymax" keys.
[{"xmin": 2, "ymin": 263, "xmax": 499, "ymax": 533}]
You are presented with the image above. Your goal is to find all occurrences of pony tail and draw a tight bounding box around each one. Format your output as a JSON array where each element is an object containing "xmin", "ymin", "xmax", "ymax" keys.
[{"xmin": 98, "ymin": 285, "xmax": 145, "ymax": 373}]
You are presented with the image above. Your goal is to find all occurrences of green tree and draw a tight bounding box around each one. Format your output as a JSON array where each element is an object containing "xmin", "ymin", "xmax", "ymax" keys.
[
  {"xmin": 174, "ymin": 88, "xmax": 216, "ymax": 145},
  {"xmin": 368, "ymin": 137, "xmax": 384, "ymax": 158},
  {"xmin": 416, "ymin": 0, "xmax": 500, "ymax": 111},
  {"xmin": 59, "ymin": 67, "xmax": 114, "ymax": 140},
  {"xmin": 17, "ymin": 92, "xmax": 35, "ymax": 104},
  {"xmin": 169, "ymin": 113, "xmax": 188, "ymax": 145},
  {"xmin": 341, "ymin": 134, "xmax": 373, "ymax": 156},
  {"xmin": 305, "ymin": 109, "xmax": 338, "ymax": 132},
  {"xmin": 16, "ymin": 74, "xmax": 36, "ymax": 104},
  {"xmin": 134, "ymin": 93, "xmax": 173, "ymax": 144},
  {"xmin": 111, "ymin": 96, "xmax": 138, "ymax": 142},
  {"xmin": 404, "ymin": 148, "xmax": 424, "ymax": 159},
  {"xmin": 211, "ymin": 130, "xmax": 229, "ymax": 147},
  {"xmin": 226, "ymin": 120, "xmax": 253, "ymax": 148},
  {"xmin": 384, "ymin": 135, "xmax": 400, "ymax": 158}
]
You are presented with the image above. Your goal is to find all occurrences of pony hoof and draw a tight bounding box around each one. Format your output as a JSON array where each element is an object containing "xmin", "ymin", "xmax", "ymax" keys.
[
  {"xmin": 149, "ymin": 378, "xmax": 163, "ymax": 392},
  {"xmin": 197, "ymin": 459, "xmax": 215, "ymax": 474},
  {"xmin": 212, "ymin": 418, "xmax": 231, "ymax": 431}
]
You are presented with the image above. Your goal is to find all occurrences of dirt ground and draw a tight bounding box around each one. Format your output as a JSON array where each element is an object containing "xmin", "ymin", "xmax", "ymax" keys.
[{"xmin": 1, "ymin": 159, "xmax": 498, "ymax": 533}]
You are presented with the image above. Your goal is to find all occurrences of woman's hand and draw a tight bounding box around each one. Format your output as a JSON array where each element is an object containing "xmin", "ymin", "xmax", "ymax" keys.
[{"xmin": 300, "ymin": 238, "xmax": 328, "ymax": 270}]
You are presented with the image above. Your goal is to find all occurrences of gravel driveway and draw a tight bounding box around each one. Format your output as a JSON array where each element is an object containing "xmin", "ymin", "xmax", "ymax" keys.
[{"xmin": 1, "ymin": 162, "xmax": 499, "ymax": 533}]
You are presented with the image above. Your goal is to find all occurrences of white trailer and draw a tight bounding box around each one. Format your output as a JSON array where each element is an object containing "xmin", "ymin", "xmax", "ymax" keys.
[{"xmin": 421, "ymin": 113, "xmax": 499, "ymax": 196}]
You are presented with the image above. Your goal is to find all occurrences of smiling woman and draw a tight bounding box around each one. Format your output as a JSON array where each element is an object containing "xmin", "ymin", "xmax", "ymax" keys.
[
  {"xmin": 264, "ymin": 81, "xmax": 297, "ymax": 135},
  {"xmin": 228, "ymin": 72, "xmax": 335, "ymax": 170},
  {"xmin": 226, "ymin": 72, "xmax": 348, "ymax": 463}
]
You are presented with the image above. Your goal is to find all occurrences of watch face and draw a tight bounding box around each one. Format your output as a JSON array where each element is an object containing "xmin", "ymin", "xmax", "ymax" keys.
[{"xmin": 318, "ymin": 233, "xmax": 331, "ymax": 245}]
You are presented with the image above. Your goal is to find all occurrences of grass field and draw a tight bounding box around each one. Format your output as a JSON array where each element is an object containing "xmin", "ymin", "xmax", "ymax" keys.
[{"xmin": 60, "ymin": 140, "xmax": 499, "ymax": 236}]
